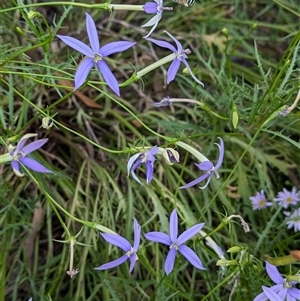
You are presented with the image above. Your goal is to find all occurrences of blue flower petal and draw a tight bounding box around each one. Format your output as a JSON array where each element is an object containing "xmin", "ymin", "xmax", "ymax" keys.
[
  {"xmin": 129, "ymin": 254, "xmax": 137, "ymax": 273},
  {"xmin": 94, "ymin": 254, "xmax": 128, "ymax": 270},
  {"xmin": 144, "ymin": 232, "xmax": 172, "ymax": 245},
  {"xmin": 169, "ymin": 209, "xmax": 178, "ymax": 242},
  {"xmin": 143, "ymin": 2, "xmax": 158, "ymax": 13},
  {"xmin": 196, "ymin": 161, "xmax": 214, "ymax": 171},
  {"xmin": 265, "ymin": 261, "xmax": 284, "ymax": 285},
  {"xmin": 167, "ymin": 58, "xmax": 180, "ymax": 84},
  {"xmin": 85, "ymin": 12, "xmax": 100, "ymax": 53},
  {"xmin": 74, "ymin": 57, "xmax": 94, "ymax": 90},
  {"xmin": 177, "ymin": 223, "xmax": 204, "ymax": 245},
  {"xmin": 133, "ymin": 218, "xmax": 141, "ymax": 252},
  {"xmin": 11, "ymin": 160, "xmax": 21, "ymax": 175},
  {"xmin": 100, "ymin": 41, "xmax": 136, "ymax": 57},
  {"xmin": 100, "ymin": 233, "xmax": 131, "ymax": 252},
  {"xmin": 262, "ymin": 286, "xmax": 282, "ymax": 301},
  {"xmin": 163, "ymin": 30, "xmax": 183, "ymax": 53},
  {"xmin": 97, "ymin": 60, "xmax": 120, "ymax": 96},
  {"xmin": 253, "ymin": 292, "xmax": 268, "ymax": 301},
  {"xmin": 181, "ymin": 58, "xmax": 204, "ymax": 86},
  {"xmin": 21, "ymin": 139, "xmax": 49, "ymax": 155},
  {"xmin": 57, "ymin": 35, "xmax": 94, "ymax": 57},
  {"xmin": 214, "ymin": 137, "xmax": 224, "ymax": 169},
  {"xmin": 131, "ymin": 158, "xmax": 143, "ymax": 184},
  {"xmin": 145, "ymin": 160, "xmax": 154, "ymax": 184},
  {"xmin": 127, "ymin": 153, "xmax": 141, "ymax": 177},
  {"xmin": 144, "ymin": 37, "xmax": 176, "ymax": 53},
  {"xmin": 179, "ymin": 173, "xmax": 210, "ymax": 189},
  {"xmin": 179, "ymin": 244, "xmax": 205, "ymax": 270},
  {"xmin": 165, "ymin": 247, "xmax": 177, "ymax": 275},
  {"xmin": 20, "ymin": 157, "xmax": 52, "ymax": 173}
]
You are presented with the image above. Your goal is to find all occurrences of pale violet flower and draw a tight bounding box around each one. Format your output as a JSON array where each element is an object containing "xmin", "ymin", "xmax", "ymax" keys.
[
  {"xmin": 142, "ymin": 1, "xmax": 173, "ymax": 38},
  {"xmin": 285, "ymin": 208, "xmax": 300, "ymax": 232},
  {"xmin": 253, "ymin": 261, "xmax": 300, "ymax": 301},
  {"xmin": 274, "ymin": 187, "xmax": 300, "ymax": 208},
  {"xmin": 145, "ymin": 30, "xmax": 204, "ymax": 86},
  {"xmin": 127, "ymin": 146, "xmax": 159, "ymax": 184},
  {"xmin": 260, "ymin": 286, "xmax": 282, "ymax": 301},
  {"xmin": 180, "ymin": 137, "xmax": 224, "ymax": 189},
  {"xmin": 145, "ymin": 209, "xmax": 205, "ymax": 275},
  {"xmin": 94, "ymin": 219, "xmax": 141, "ymax": 273},
  {"xmin": 8, "ymin": 133, "xmax": 51, "ymax": 177},
  {"xmin": 250, "ymin": 190, "xmax": 272, "ymax": 210},
  {"xmin": 57, "ymin": 13, "xmax": 136, "ymax": 96}
]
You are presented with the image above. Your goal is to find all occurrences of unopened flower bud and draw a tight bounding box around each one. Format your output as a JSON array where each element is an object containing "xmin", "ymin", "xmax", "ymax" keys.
[
  {"xmin": 216, "ymin": 259, "xmax": 237, "ymax": 267},
  {"xmin": 28, "ymin": 11, "xmax": 42, "ymax": 19},
  {"xmin": 287, "ymin": 274, "xmax": 300, "ymax": 283},
  {"xmin": 227, "ymin": 246, "xmax": 242, "ymax": 253},
  {"xmin": 221, "ymin": 28, "xmax": 228, "ymax": 37},
  {"xmin": 162, "ymin": 148, "xmax": 180, "ymax": 165},
  {"xmin": 41, "ymin": 116, "xmax": 54, "ymax": 130}
]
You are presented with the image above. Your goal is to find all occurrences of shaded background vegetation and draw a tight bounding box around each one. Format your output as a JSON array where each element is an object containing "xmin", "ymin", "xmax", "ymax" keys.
[{"xmin": 0, "ymin": 0, "xmax": 299, "ymax": 300}]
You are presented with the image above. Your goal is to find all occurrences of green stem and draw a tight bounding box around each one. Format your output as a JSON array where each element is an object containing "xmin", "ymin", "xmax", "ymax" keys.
[
  {"xmin": 0, "ymin": 2, "xmax": 108, "ymax": 13},
  {"xmin": 27, "ymin": 170, "xmax": 115, "ymax": 234}
]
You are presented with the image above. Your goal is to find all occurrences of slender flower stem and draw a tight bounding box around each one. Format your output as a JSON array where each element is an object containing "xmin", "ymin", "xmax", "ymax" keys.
[
  {"xmin": 136, "ymin": 53, "xmax": 176, "ymax": 79},
  {"xmin": 0, "ymin": 153, "xmax": 13, "ymax": 164},
  {"xmin": 90, "ymin": 84, "xmax": 172, "ymax": 142},
  {"xmin": 109, "ymin": 4, "xmax": 144, "ymax": 11},
  {"xmin": 1, "ymin": 2, "xmax": 107, "ymax": 13},
  {"xmin": 27, "ymin": 170, "xmax": 115, "ymax": 234},
  {"xmin": 175, "ymin": 141, "xmax": 209, "ymax": 162}
]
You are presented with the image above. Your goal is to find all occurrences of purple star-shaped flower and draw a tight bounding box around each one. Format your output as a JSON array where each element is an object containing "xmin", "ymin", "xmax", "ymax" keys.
[
  {"xmin": 57, "ymin": 12, "xmax": 136, "ymax": 96},
  {"xmin": 10, "ymin": 133, "xmax": 51, "ymax": 176},
  {"xmin": 142, "ymin": 1, "xmax": 173, "ymax": 38},
  {"xmin": 260, "ymin": 286, "xmax": 282, "ymax": 301},
  {"xmin": 145, "ymin": 30, "xmax": 204, "ymax": 86},
  {"xmin": 179, "ymin": 137, "xmax": 224, "ymax": 190},
  {"xmin": 253, "ymin": 261, "xmax": 300, "ymax": 301},
  {"xmin": 285, "ymin": 208, "xmax": 300, "ymax": 232},
  {"xmin": 127, "ymin": 146, "xmax": 159, "ymax": 184},
  {"xmin": 250, "ymin": 190, "xmax": 273, "ymax": 210},
  {"xmin": 145, "ymin": 209, "xmax": 205, "ymax": 275},
  {"xmin": 274, "ymin": 187, "xmax": 300, "ymax": 208},
  {"xmin": 94, "ymin": 219, "xmax": 141, "ymax": 273}
]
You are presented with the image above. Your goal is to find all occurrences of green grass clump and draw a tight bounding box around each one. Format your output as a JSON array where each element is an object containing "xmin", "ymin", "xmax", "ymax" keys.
[{"xmin": 0, "ymin": 0, "xmax": 299, "ymax": 300}]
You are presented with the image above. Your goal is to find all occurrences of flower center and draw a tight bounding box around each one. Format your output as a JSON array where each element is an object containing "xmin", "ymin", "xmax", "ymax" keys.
[
  {"xmin": 283, "ymin": 278, "xmax": 292, "ymax": 289},
  {"xmin": 177, "ymin": 49, "xmax": 191, "ymax": 61},
  {"xmin": 286, "ymin": 197, "xmax": 292, "ymax": 203},
  {"xmin": 12, "ymin": 151, "xmax": 25, "ymax": 161},
  {"xmin": 170, "ymin": 242, "xmax": 179, "ymax": 250},
  {"xmin": 157, "ymin": 6, "xmax": 173, "ymax": 13},
  {"xmin": 258, "ymin": 199, "xmax": 266, "ymax": 207},
  {"xmin": 206, "ymin": 167, "xmax": 220, "ymax": 179},
  {"xmin": 126, "ymin": 247, "xmax": 138, "ymax": 260},
  {"xmin": 93, "ymin": 53, "xmax": 102, "ymax": 63}
]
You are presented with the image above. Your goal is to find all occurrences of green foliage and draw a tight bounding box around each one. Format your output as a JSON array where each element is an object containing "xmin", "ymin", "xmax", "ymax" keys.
[{"xmin": 0, "ymin": 0, "xmax": 299, "ymax": 300}]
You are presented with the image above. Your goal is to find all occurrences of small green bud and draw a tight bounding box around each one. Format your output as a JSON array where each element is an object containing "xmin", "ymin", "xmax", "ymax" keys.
[
  {"xmin": 285, "ymin": 59, "xmax": 291, "ymax": 67},
  {"xmin": 216, "ymin": 259, "xmax": 237, "ymax": 267},
  {"xmin": 227, "ymin": 246, "xmax": 242, "ymax": 253},
  {"xmin": 287, "ymin": 274, "xmax": 300, "ymax": 283},
  {"xmin": 16, "ymin": 27, "xmax": 26, "ymax": 37},
  {"xmin": 182, "ymin": 67, "xmax": 189, "ymax": 75},
  {"xmin": 41, "ymin": 117, "xmax": 54, "ymax": 130},
  {"xmin": 28, "ymin": 11, "xmax": 42, "ymax": 19},
  {"xmin": 251, "ymin": 22, "xmax": 258, "ymax": 30},
  {"xmin": 232, "ymin": 111, "xmax": 238, "ymax": 129},
  {"xmin": 221, "ymin": 28, "xmax": 228, "ymax": 37}
]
